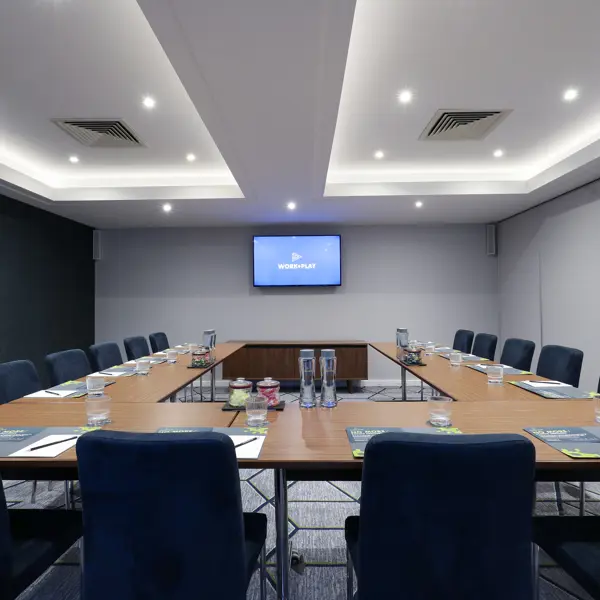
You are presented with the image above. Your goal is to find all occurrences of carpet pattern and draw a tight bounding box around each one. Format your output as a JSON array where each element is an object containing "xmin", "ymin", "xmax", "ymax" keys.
[{"xmin": 7, "ymin": 385, "xmax": 598, "ymax": 600}]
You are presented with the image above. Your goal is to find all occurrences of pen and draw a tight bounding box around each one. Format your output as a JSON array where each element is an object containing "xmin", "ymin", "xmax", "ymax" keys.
[
  {"xmin": 234, "ymin": 437, "xmax": 258, "ymax": 449},
  {"xmin": 28, "ymin": 436, "xmax": 78, "ymax": 452},
  {"xmin": 44, "ymin": 390, "xmax": 60, "ymax": 396}
]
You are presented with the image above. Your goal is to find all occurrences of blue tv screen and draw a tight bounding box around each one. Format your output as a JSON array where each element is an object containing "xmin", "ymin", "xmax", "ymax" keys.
[{"xmin": 253, "ymin": 235, "xmax": 342, "ymax": 287}]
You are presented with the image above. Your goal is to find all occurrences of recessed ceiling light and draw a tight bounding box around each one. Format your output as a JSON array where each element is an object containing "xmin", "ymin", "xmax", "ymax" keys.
[
  {"xmin": 287, "ymin": 201, "xmax": 296, "ymax": 211},
  {"xmin": 373, "ymin": 150, "xmax": 385, "ymax": 160},
  {"xmin": 493, "ymin": 149, "xmax": 504, "ymax": 158},
  {"xmin": 142, "ymin": 96, "xmax": 156, "ymax": 109},
  {"xmin": 186, "ymin": 153, "xmax": 196, "ymax": 162},
  {"xmin": 415, "ymin": 200, "xmax": 423, "ymax": 208},
  {"xmin": 68, "ymin": 155, "xmax": 79, "ymax": 164},
  {"xmin": 162, "ymin": 203, "xmax": 172, "ymax": 213},
  {"xmin": 563, "ymin": 88, "xmax": 579, "ymax": 102},
  {"xmin": 397, "ymin": 89, "xmax": 413, "ymax": 104}
]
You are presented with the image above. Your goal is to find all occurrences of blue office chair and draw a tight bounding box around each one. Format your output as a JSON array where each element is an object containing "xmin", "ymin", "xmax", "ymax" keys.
[
  {"xmin": 89, "ymin": 342, "xmax": 123, "ymax": 372},
  {"xmin": 123, "ymin": 336, "xmax": 150, "ymax": 361},
  {"xmin": 499, "ymin": 338, "xmax": 535, "ymax": 371},
  {"xmin": 45, "ymin": 349, "xmax": 91, "ymax": 387},
  {"xmin": 536, "ymin": 344, "xmax": 583, "ymax": 387},
  {"xmin": 345, "ymin": 432, "xmax": 535, "ymax": 600},
  {"xmin": 0, "ymin": 360, "xmax": 41, "ymax": 404},
  {"xmin": 452, "ymin": 329, "xmax": 474, "ymax": 353},
  {"xmin": 149, "ymin": 332, "xmax": 170, "ymax": 353},
  {"xmin": 533, "ymin": 516, "xmax": 600, "ymax": 599},
  {"xmin": 472, "ymin": 333, "xmax": 497, "ymax": 361},
  {"xmin": 0, "ymin": 478, "xmax": 82, "ymax": 600},
  {"xmin": 77, "ymin": 430, "xmax": 267, "ymax": 600}
]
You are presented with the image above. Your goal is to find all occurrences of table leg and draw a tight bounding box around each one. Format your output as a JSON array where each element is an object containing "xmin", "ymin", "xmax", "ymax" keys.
[
  {"xmin": 210, "ymin": 369, "xmax": 216, "ymax": 402},
  {"xmin": 401, "ymin": 366, "xmax": 407, "ymax": 401},
  {"xmin": 275, "ymin": 469, "xmax": 289, "ymax": 600}
]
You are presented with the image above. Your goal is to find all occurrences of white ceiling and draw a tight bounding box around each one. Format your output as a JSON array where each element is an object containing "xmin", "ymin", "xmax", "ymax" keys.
[{"xmin": 2, "ymin": 0, "xmax": 600, "ymax": 227}]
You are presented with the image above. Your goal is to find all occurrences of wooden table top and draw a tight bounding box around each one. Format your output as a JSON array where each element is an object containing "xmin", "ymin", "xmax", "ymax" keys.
[
  {"xmin": 0, "ymin": 402, "xmax": 235, "ymax": 469},
  {"xmin": 13, "ymin": 342, "xmax": 245, "ymax": 405},
  {"xmin": 369, "ymin": 342, "xmax": 570, "ymax": 402},
  {"xmin": 229, "ymin": 340, "xmax": 367, "ymax": 346},
  {"xmin": 232, "ymin": 401, "xmax": 600, "ymax": 476}
]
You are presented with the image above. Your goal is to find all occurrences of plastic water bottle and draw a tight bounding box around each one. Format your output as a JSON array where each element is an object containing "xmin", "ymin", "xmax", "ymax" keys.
[
  {"xmin": 299, "ymin": 349, "xmax": 316, "ymax": 408},
  {"xmin": 320, "ymin": 349, "xmax": 337, "ymax": 408},
  {"xmin": 396, "ymin": 328, "xmax": 409, "ymax": 358},
  {"xmin": 202, "ymin": 329, "xmax": 216, "ymax": 362}
]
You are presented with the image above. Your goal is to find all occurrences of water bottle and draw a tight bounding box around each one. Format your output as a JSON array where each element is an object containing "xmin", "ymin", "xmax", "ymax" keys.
[
  {"xmin": 396, "ymin": 328, "xmax": 409, "ymax": 358},
  {"xmin": 299, "ymin": 349, "xmax": 316, "ymax": 408},
  {"xmin": 320, "ymin": 349, "xmax": 337, "ymax": 408},
  {"xmin": 202, "ymin": 329, "xmax": 216, "ymax": 362}
]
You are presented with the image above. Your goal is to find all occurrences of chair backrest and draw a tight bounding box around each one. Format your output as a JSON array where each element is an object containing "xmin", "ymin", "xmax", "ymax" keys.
[
  {"xmin": 536, "ymin": 344, "xmax": 584, "ymax": 387},
  {"xmin": 500, "ymin": 338, "xmax": 536, "ymax": 371},
  {"xmin": 89, "ymin": 343, "xmax": 123, "ymax": 372},
  {"xmin": 357, "ymin": 432, "xmax": 535, "ymax": 600},
  {"xmin": 123, "ymin": 336, "xmax": 150, "ymax": 361},
  {"xmin": 472, "ymin": 333, "xmax": 498, "ymax": 361},
  {"xmin": 149, "ymin": 332, "xmax": 169, "ymax": 353},
  {"xmin": 77, "ymin": 431, "xmax": 247, "ymax": 600},
  {"xmin": 0, "ymin": 360, "xmax": 41, "ymax": 404},
  {"xmin": 45, "ymin": 349, "xmax": 91, "ymax": 387},
  {"xmin": 452, "ymin": 329, "xmax": 474, "ymax": 353}
]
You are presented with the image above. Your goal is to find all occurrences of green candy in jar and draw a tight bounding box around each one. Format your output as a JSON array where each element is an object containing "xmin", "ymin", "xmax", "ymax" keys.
[{"xmin": 229, "ymin": 378, "xmax": 252, "ymax": 407}]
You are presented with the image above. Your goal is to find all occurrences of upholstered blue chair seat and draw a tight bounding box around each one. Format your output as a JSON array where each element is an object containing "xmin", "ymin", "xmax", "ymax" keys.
[
  {"xmin": 5, "ymin": 509, "xmax": 82, "ymax": 600},
  {"xmin": 534, "ymin": 516, "xmax": 600, "ymax": 599},
  {"xmin": 243, "ymin": 513, "xmax": 267, "ymax": 583}
]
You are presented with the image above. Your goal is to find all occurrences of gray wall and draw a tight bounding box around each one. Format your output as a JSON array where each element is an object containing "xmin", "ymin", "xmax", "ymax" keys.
[
  {"xmin": 498, "ymin": 180, "xmax": 600, "ymax": 391},
  {"xmin": 95, "ymin": 225, "xmax": 498, "ymax": 381}
]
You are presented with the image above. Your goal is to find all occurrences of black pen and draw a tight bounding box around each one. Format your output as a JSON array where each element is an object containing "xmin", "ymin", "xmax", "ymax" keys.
[
  {"xmin": 44, "ymin": 390, "xmax": 60, "ymax": 396},
  {"xmin": 28, "ymin": 436, "xmax": 78, "ymax": 452},
  {"xmin": 234, "ymin": 437, "xmax": 258, "ymax": 449}
]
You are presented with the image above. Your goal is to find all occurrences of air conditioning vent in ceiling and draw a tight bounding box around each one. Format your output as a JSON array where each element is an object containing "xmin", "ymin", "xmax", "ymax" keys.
[
  {"xmin": 52, "ymin": 119, "xmax": 143, "ymax": 147},
  {"xmin": 419, "ymin": 109, "xmax": 511, "ymax": 141}
]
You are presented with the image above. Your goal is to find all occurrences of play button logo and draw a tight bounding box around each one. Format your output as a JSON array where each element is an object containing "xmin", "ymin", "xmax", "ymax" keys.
[{"xmin": 291, "ymin": 252, "xmax": 302, "ymax": 262}]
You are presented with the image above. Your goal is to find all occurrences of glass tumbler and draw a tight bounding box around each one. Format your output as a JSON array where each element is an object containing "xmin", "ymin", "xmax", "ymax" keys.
[
  {"xmin": 487, "ymin": 365, "xmax": 504, "ymax": 385},
  {"xmin": 86, "ymin": 394, "xmax": 111, "ymax": 426},
  {"xmin": 449, "ymin": 352, "xmax": 462, "ymax": 367},
  {"xmin": 86, "ymin": 376, "xmax": 105, "ymax": 397},
  {"xmin": 246, "ymin": 394, "xmax": 268, "ymax": 426},
  {"xmin": 428, "ymin": 396, "xmax": 453, "ymax": 427},
  {"xmin": 424, "ymin": 342, "xmax": 436, "ymax": 356},
  {"xmin": 166, "ymin": 350, "xmax": 178, "ymax": 364},
  {"xmin": 136, "ymin": 359, "xmax": 151, "ymax": 375},
  {"xmin": 595, "ymin": 398, "xmax": 600, "ymax": 423}
]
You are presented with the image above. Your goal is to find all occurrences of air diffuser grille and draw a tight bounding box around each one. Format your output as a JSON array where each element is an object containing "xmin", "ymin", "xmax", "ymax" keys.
[
  {"xmin": 53, "ymin": 119, "xmax": 143, "ymax": 147},
  {"xmin": 420, "ymin": 110, "xmax": 511, "ymax": 141}
]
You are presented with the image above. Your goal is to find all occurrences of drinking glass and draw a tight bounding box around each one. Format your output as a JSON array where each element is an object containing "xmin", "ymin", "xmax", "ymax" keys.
[
  {"xmin": 86, "ymin": 376, "xmax": 105, "ymax": 397},
  {"xmin": 428, "ymin": 396, "xmax": 453, "ymax": 427},
  {"xmin": 595, "ymin": 398, "xmax": 600, "ymax": 423},
  {"xmin": 166, "ymin": 350, "xmax": 178, "ymax": 364},
  {"xmin": 86, "ymin": 394, "xmax": 111, "ymax": 426},
  {"xmin": 136, "ymin": 358, "xmax": 151, "ymax": 375},
  {"xmin": 425, "ymin": 342, "xmax": 436, "ymax": 356},
  {"xmin": 449, "ymin": 352, "xmax": 462, "ymax": 367},
  {"xmin": 246, "ymin": 394, "xmax": 268, "ymax": 426},
  {"xmin": 487, "ymin": 365, "xmax": 504, "ymax": 385}
]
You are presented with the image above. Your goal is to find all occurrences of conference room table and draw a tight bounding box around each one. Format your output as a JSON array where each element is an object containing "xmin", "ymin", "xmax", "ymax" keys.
[
  {"xmin": 13, "ymin": 342, "xmax": 244, "ymax": 405},
  {"xmin": 2, "ymin": 340, "xmax": 600, "ymax": 600}
]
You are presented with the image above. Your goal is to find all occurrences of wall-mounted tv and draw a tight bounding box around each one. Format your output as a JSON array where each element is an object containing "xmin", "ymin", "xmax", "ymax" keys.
[{"xmin": 253, "ymin": 235, "xmax": 342, "ymax": 287}]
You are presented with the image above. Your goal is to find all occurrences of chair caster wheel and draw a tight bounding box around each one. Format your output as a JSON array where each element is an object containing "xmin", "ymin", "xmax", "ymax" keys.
[{"xmin": 291, "ymin": 550, "xmax": 305, "ymax": 574}]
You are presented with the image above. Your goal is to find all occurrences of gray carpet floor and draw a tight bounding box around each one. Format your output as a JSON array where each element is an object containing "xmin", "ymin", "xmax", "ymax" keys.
[{"xmin": 8, "ymin": 385, "xmax": 598, "ymax": 600}]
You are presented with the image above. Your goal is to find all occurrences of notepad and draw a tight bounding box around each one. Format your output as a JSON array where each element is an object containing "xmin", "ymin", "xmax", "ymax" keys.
[
  {"xmin": 10, "ymin": 435, "xmax": 80, "ymax": 458},
  {"xmin": 229, "ymin": 435, "xmax": 266, "ymax": 459},
  {"xmin": 24, "ymin": 390, "xmax": 76, "ymax": 399},
  {"xmin": 524, "ymin": 380, "xmax": 570, "ymax": 388}
]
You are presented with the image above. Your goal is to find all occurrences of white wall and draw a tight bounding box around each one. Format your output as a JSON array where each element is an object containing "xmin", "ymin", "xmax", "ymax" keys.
[
  {"xmin": 95, "ymin": 224, "xmax": 498, "ymax": 381},
  {"xmin": 499, "ymin": 180, "xmax": 600, "ymax": 391}
]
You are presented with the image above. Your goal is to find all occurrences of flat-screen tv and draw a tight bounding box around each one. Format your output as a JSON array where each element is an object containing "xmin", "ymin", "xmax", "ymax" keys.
[{"xmin": 253, "ymin": 235, "xmax": 342, "ymax": 287}]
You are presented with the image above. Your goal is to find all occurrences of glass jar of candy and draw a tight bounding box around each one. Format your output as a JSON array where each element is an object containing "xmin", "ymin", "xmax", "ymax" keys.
[
  {"xmin": 256, "ymin": 377, "xmax": 280, "ymax": 407},
  {"xmin": 190, "ymin": 346, "xmax": 214, "ymax": 368},
  {"xmin": 229, "ymin": 378, "xmax": 252, "ymax": 407}
]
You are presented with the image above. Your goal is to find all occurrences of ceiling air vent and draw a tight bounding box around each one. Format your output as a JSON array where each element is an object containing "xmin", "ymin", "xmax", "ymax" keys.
[
  {"xmin": 419, "ymin": 109, "xmax": 511, "ymax": 141},
  {"xmin": 52, "ymin": 119, "xmax": 143, "ymax": 147}
]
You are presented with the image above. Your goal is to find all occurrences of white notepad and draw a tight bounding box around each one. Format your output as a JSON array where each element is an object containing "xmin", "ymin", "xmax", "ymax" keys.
[
  {"xmin": 524, "ymin": 380, "xmax": 569, "ymax": 388},
  {"xmin": 10, "ymin": 435, "xmax": 80, "ymax": 458},
  {"xmin": 91, "ymin": 370, "xmax": 129, "ymax": 377},
  {"xmin": 24, "ymin": 390, "xmax": 76, "ymax": 399},
  {"xmin": 229, "ymin": 435, "xmax": 266, "ymax": 459}
]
